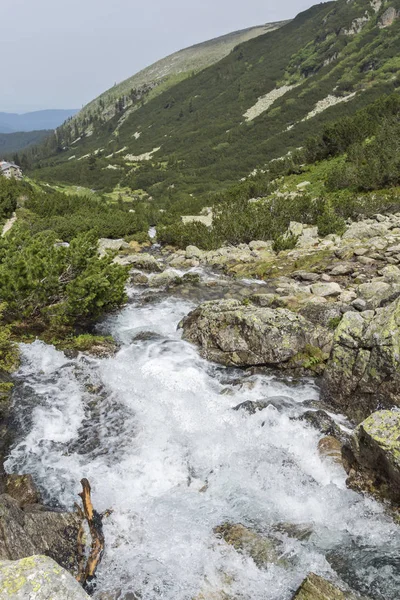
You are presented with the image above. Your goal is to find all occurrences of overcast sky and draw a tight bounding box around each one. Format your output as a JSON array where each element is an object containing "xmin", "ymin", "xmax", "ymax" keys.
[{"xmin": 0, "ymin": 0, "xmax": 315, "ymax": 113}]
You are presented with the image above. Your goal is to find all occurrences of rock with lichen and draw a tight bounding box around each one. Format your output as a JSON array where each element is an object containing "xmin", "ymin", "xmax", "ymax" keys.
[
  {"xmin": 342, "ymin": 410, "xmax": 400, "ymax": 505},
  {"xmin": 321, "ymin": 298, "xmax": 400, "ymax": 422},
  {"xmin": 0, "ymin": 494, "xmax": 82, "ymax": 574},
  {"xmin": 179, "ymin": 299, "xmax": 332, "ymax": 370},
  {"xmin": 0, "ymin": 555, "xmax": 90, "ymax": 599}
]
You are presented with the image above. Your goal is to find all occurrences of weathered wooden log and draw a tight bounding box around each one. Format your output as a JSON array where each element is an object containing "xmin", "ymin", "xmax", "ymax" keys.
[{"xmin": 76, "ymin": 478, "xmax": 110, "ymax": 592}]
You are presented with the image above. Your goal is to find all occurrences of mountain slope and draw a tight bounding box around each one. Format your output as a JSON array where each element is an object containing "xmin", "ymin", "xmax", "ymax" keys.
[
  {"xmin": 72, "ymin": 21, "xmax": 289, "ymax": 131},
  {"xmin": 0, "ymin": 110, "xmax": 78, "ymax": 133},
  {"xmin": 28, "ymin": 0, "xmax": 400, "ymax": 203}
]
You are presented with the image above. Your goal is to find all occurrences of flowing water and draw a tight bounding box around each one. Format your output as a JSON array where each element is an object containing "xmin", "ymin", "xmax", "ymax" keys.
[{"xmin": 5, "ymin": 280, "xmax": 400, "ymax": 600}]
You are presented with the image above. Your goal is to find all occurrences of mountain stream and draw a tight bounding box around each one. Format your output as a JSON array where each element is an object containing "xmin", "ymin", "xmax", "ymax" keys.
[{"xmin": 5, "ymin": 275, "xmax": 400, "ymax": 600}]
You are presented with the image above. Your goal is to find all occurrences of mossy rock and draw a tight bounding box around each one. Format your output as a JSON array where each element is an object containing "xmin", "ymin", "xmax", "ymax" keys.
[
  {"xmin": 292, "ymin": 573, "xmax": 361, "ymax": 599},
  {"xmin": 214, "ymin": 523, "xmax": 286, "ymax": 568}
]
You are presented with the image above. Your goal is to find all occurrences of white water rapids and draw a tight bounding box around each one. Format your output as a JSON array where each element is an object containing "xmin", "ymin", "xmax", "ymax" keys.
[{"xmin": 5, "ymin": 283, "xmax": 400, "ymax": 599}]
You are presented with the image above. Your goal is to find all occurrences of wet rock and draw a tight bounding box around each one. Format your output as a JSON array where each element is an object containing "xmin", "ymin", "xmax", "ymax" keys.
[
  {"xmin": 213, "ymin": 523, "xmax": 284, "ymax": 567},
  {"xmin": 292, "ymin": 572, "xmax": 358, "ymax": 599},
  {"xmin": 342, "ymin": 410, "xmax": 400, "ymax": 505},
  {"xmin": 130, "ymin": 271, "xmax": 149, "ymax": 285},
  {"xmin": 299, "ymin": 410, "xmax": 342, "ymax": 439},
  {"xmin": 233, "ymin": 396, "xmax": 296, "ymax": 414},
  {"xmin": 179, "ymin": 299, "xmax": 332, "ymax": 369},
  {"xmin": 0, "ymin": 555, "xmax": 90, "ymax": 599},
  {"xmin": 0, "ymin": 373, "xmax": 13, "ymax": 492},
  {"xmin": 5, "ymin": 475, "xmax": 40, "ymax": 507},
  {"xmin": 318, "ymin": 436, "xmax": 343, "ymax": 465},
  {"xmin": 272, "ymin": 522, "xmax": 313, "ymax": 542},
  {"xmin": 321, "ymin": 298, "xmax": 400, "ymax": 422},
  {"xmin": 311, "ymin": 282, "xmax": 342, "ymax": 298},
  {"xmin": 0, "ymin": 494, "xmax": 82, "ymax": 574}
]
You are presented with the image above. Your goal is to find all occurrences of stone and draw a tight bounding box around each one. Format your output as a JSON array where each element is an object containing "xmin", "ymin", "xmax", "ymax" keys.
[
  {"xmin": 358, "ymin": 280, "xmax": 400, "ymax": 309},
  {"xmin": 342, "ymin": 222, "xmax": 388, "ymax": 240},
  {"xmin": 300, "ymin": 410, "xmax": 342, "ymax": 439},
  {"xmin": 330, "ymin": 263, "xmax": 354, "ymax": 276},
  {"xmin": 311, "ymin": 282, "xmax": 342, "ymax": 297},
  {"xmin": 338, "ymin": 290, "xmax": 357, "ymax": 304},
  {"xmin": 130, "ymin": 271, "xmax": 149, "ymax": 285},
  {"xmin": 5, "ymin": 475, "xmax": 40, "ymax": 507},
  {"xmin": 343, "ymin": 410, "xmax": 400, "ymax": 505},
  {"xmin": 320, "ymin": 274, "xmax": 331, "ymax": 282},
  {"xmin": 292, "ymin": 572, "xmax": 358, "ymax": 599},
  {"xmin": 318, "ymin": 436, "xmax": 343, "ymax": 465},
  {"xmin": 148, "ymin": 270, "xmax": 182, "ymax": 287},
  {"xmin": 379, "ymin": 264, "xmax": 400, "ymax": 283},
  {"xmin": 321, "ymin": 298, "xmax": 400, "ymax": 422},
  {"xmin": 179, "ymin": 299, "xmax": 332, "ymax": 369},
  {"xmin": 0, "ymin": 494, "xmax": 82, "ymax": 574},
  {"xmin": 248, "ymin": 240, "xmax": 274, "ymax": 252},
  {"xmin": 291, "ymin": 271, "xmax": 320, "ymax": 283},
  {"xmin": 213, "ymin": 523, "xmax": 284, "ymax": 568},
  {"xmin": 0, "ymin": 555, "xmax": 90, "ymax": 599},
  {"xmin": 185, "ymin": 245, "xmax": 204, "ymax": 260},
  {"xmin": 98, "ymin": 238, "xmax": 129, "ymax": 257},
  {"xmin": 118, "ymin": 253, "xmax": 162, "ymax": 272},
  {"xmin": 357, "ymin": 256, "xmax": 375, "ymax": 265},
  {"xmin": 351, "ymin": 298, "xmax": 366, "ymax": 312}
]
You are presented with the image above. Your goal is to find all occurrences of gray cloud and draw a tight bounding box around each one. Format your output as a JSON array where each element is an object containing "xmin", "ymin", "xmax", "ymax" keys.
[{"xmin": 1, "ymin": 0, "xmax": 315, "ymax": 112}]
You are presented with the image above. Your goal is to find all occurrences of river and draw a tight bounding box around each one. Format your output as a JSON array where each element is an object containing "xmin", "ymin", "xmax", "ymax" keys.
[{"xmin": 5, "ymin": 277, "xmax": 400, "ymax": 600}]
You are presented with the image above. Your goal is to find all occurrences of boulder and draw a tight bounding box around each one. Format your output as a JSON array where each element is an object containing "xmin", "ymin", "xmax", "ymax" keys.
[
  {"xmin": 342, "ymin": 410, "xmax": 400, "ymax": 505},
  {"xmin": 330, "ymin": 263, "xmax": 354, "ymax": 276},
  {"xmin": 0, "ymin": 494, "xmax": 82, "ymax": 574},
  {"xmin": 185, "ymin": 245, "xmax": 205, "ymax": 260},
  {"xmin": 115, "ymin": 253, "xmax": 162, "ymax": 272},
  {"xmin": 311, "ymin": 282, "xmax": 342, "ymax": 298},
  {"xmin": 356, "ymin": 280, "xmax": 400, "ymax": 309},
  {"xmin": 0, "ymin": 555, "xmax": 90, "ymax": 599},
  {"xmin": 321, "ymin": 299, "xmax": 400, "ymax": 422},
  {"xmin": 98, "ymin": 238, "xmax": 129, "ymax": 257},
  {"xmin": 179, "ymin": 299, "xmax": 332, "ymax": 369},
  {"xmin": 342, "ymin": 222, "xmax": 388, "ymax": 240},
  {"xmin": 292, "ymin": 573, "xmax": 358, "ymax": 599}
]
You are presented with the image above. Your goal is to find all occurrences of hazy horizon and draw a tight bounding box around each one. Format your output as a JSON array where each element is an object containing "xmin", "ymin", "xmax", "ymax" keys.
[{"xmin": 2, "ymin": 0, "xmax": 316, "ymax": 113}]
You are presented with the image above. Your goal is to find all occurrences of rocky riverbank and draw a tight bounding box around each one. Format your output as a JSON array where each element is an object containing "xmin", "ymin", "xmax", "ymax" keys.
[{"xmin": 2, "ymin": 213, "xmax": 400, "ymax": 598}]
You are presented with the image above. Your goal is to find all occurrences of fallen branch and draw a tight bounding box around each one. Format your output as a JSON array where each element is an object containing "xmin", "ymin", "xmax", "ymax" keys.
[{"xmin": 76, "ymin": 478, "xmax": 112, "ymax": 592}]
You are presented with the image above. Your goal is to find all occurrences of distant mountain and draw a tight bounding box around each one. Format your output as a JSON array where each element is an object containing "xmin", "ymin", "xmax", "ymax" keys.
[
  {"xmin": 0, "ymin": 130, "xmax": 52, "ymax": 158},
  {"xmin": 0, "ymin": 110, "xmax": 78, "ymax": 133}
]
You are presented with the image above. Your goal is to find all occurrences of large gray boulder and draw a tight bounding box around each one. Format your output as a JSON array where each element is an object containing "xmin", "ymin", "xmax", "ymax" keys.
[
  {"xmin": 321, "ymin": 297, "xmax": 400, "ymax": 422},
  {"xmin": 0, "ymin": 494, "xmax": 82, "ymax": 574},
  {"xmin": 179, "ymin": 299, "xmax": 332, "ymax": 369},
  {"xmin": 0, "ymin": 555, "xmax": 90, "ymax": 599},
  {"xmin": 342, "ymin": 410, "xmax": 400, "ymax": 505}
]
